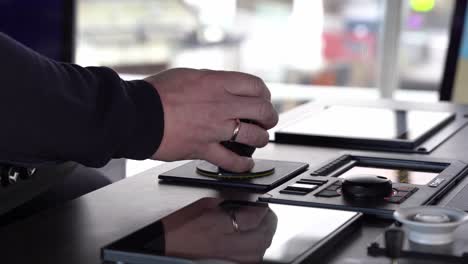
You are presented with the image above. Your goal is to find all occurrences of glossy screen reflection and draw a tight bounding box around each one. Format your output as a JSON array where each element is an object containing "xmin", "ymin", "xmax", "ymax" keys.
[
  {"xmin": 339, "ymin": 166, "xmax": 439, "ymax": 185},
  {"xmin": 262, "ymin": 204, "xmax": 358, "ymax": 263},
  {"xmin": 283, "ymin": 106, "xmax": 454, "ymax": 141},
  {"xmin": 143, "ymin": 199, "xmax": 359, "ymax": 263}
]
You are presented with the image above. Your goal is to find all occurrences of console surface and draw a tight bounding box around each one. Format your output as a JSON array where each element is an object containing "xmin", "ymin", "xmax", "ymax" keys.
[
  {"xmin": 260, "ymin": 154, "xmax": 468, "ymax": 218},
  {"xmin": 158, "ymin": 159, "xmax": 309, "ymax": 191}
]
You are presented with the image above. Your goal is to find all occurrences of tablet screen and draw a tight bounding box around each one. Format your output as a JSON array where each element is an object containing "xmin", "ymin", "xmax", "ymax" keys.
[
  {"xmin": 281, "ymin": 106, "xmax": 454, "ymax": 142},
  {"xmin": 102, "ymin": 199, "xmax": 361, "ymax": 264}
]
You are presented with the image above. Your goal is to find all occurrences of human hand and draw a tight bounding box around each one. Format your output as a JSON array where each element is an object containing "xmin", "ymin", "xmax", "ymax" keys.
[
  {"xmin": 144, "ymin": 68, "xmax": 278, "ymax": 172},
  {"xmin": 162, "ymin": 198, "xmax": 278, "ymax": 263}
]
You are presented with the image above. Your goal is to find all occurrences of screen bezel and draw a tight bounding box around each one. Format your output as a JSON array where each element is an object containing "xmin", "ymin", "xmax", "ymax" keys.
[
  {"xmin": 440, "ymin": 0, "xmax": 468, "ymax": 101},
  {"xmin": 262, "ymin": 154, "xmax": 467, "ymax": 219},
  {"xmin": 333, "ymin": 160, "xmax": 443, "ymax": 186},
  {"xmin": 324, "ymin": 155, "xmax": 448, "ymax": 183},
  {"xmin": 275, "ymin": 105, "xmax": 457, "ymax": 152}
]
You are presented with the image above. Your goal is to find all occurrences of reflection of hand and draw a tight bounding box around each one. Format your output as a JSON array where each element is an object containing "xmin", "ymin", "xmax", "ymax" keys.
[
  {"xmin": 144, "ymin": 68, "xmax": 278, "ymax": 173},
  {"xmin": 162, "ymin": 198, "xmax": 278, "ymax": 263}
]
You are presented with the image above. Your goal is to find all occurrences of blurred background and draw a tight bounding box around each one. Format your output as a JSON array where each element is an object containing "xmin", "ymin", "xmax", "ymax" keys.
[{"xmin": 76, "ymin": 0, "xmax": 453, "ymax": 98}]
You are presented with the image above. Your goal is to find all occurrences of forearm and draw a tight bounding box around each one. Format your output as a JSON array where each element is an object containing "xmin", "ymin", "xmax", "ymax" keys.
[{"xmin": 0, "ymin": 33, "xmax": 164, "ymax": 167}]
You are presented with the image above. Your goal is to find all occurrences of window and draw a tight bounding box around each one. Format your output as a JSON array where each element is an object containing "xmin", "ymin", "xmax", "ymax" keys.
[{"xmin": 76, "ymin": 0, "xmax": 454, "ymax": 103}]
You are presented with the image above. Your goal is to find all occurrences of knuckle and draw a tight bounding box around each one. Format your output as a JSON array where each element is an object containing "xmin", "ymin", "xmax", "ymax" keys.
[
  {"xmin": 243, "ymin": 124, "xmax": 255, "ymax": 143},
  {"xmin": 257, "ymin": 100, "xmax": 274, "ymax": 122},
  {"xmin": 235, "ymin": 157, "xmax": 251, "ymax": 172},
  {"xmin": 250, "ymin": 76, "xmax": 265, "ymax": 95},
  {"xmin": 222, "ymin": 155, "xmax": 241, "ymax": 170},
  {"xmin": 258, "ymin": 130, "xmax": 269, "ymax": 147},
  {"xmin": 271, "ymin": 108, "xmax": 279, "ymax": 127}
]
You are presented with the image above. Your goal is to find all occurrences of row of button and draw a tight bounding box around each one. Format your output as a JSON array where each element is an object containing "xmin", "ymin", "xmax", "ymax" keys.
[
  {"xmin": 310, "ymin": 155, "xmax": 351, "ymax": 176},
  {"xmin": 384, "ymin": 186, "xmax": 418, "ymax": 204},
  {"xmin": 315, "ymin": 181, "xmax": 342, "ymax": 197},
  {"xmin": 279, "ymin": 178, "xmax": 329, "ymax": 195}
]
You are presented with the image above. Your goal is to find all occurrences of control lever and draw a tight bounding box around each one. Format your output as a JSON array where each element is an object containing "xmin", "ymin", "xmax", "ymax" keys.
[
  {"xmin": 385, "ymin": 227, "xmax": 405, "ymax": 264},
  {"xmin": 220, "ymin": 119, "xmax": 256, "ymax": 173},
  {"xmin": 221, "ymin": 119, "xmax": 256, "ymax": 157}
]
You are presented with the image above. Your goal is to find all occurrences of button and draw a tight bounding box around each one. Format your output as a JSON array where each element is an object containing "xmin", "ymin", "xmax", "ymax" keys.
[
  {"xmin": 326, "ymin": 184, "xmax": 341, "ymax": 191},
  {"xmin": 338, "ymin": 155, "xmax": 350, "ymax": 161},
  {"xmin": 428, "ymin": 178, "xmax": 445, "ymax": 187},
  {"xmin": 385, "ymin": 196, "xmax": 406, "ymax": 204},
  {"xmin": 403, "ymin": 192, "xmax": 414, "ymax": 198},
  {"xmin": 396, "ymin": 186, "xmax": 415, "ymax": 192},
  {"xmin": 393, "ymin": 191, "xmax": 409, "ymax": 197},
  {"xmin": 1, "ymin": 170, "xmax": 17, "ymax": 186},
  {"xmin": 313, "ymin": 169, "xmax": 326, "ymax": 175},
  {"xmin": 315, "ymin": 190, "xmax": 341, "ymax": 198},
  {"xmin": 297, "ymin": 180, "xmax": 320, "ymax": 185},
  {"xmin": 280, "ymin": 189, "xmax": 308, "ymax": 195},
  {"xmin": 287, "ymin": 183, "xmax": 318, "ymax": 191},
  {"xmin": 7, "ymin": 170, "xmax": 19, "ymax": 184},
  {"xmin": 298, "ymin": 179, "xmax": 328, "ymax": 185},
  {"xmin": 310, "ymin": 171, "xmax": 320, "ymax": 176}
]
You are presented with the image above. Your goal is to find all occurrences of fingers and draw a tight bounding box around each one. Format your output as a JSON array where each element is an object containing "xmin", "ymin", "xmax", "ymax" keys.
[
  {"xmin": 219, "ymin": 120, "xmax": 269, "ymax": 148},
  {"xmin": 210, "ymin": 70, "xmax": 271, "ymax": 100},
  {"xmin": 230, "ymin": 98, "xmax": 278, "ymax": 130},
  {"xmin": 203, "ymin": 143, "xmax": 254, "ymax": 172},
  {"xmin": 215, "ymin": 97, "xmax": 277, "ymax": 132},
  {"xmin": 234, "ymin": 122, "xmax": 269, "ymax": 147}
]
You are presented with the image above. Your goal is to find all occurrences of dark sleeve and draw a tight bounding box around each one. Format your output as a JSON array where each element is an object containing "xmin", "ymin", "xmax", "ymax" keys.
[{"xmin": 0, "ymin": 33, "xmax": 164, "ymax": 167}]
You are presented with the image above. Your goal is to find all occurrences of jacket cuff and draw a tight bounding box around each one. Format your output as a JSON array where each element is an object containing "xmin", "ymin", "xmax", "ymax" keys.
[{"xmin": 120, "ymin": 80, "xmax": 164, "ymax": 160}]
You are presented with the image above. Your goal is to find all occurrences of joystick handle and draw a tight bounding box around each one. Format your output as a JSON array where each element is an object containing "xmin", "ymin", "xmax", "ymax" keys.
[
  {"xmin": 221, "ymin": 119, "xmax": 256, "ymax": 157},
  {"xmin": 385, "ymin": 227, "xmax": 404, "ymax": 264},
  {"xmin": 221, "ymin": 141, "xmax": 255, "ymax": 157}
]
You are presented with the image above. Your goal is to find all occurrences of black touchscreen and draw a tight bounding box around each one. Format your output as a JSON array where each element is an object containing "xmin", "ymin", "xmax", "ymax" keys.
[{"xmin": 103, "ymin": 199, "xmax": 360, "ymax": 264}]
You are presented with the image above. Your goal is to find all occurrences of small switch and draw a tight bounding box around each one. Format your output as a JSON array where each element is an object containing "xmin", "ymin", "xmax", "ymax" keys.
[
  {"xmin": 280, "ymin": 189, "xmax": 308, "ymax": 195},
  {"xmin": 297, "ymin": 179, "xmax": 328, "ymax": 185},
  {"xmin": 428, "ymin": 178, "xmax": 445, "ymax": 188},
  {"xmin": 384, "ymin": 196, "xmax": 406, "ymax": 204},
  {"xmin": 326, "ymin": 184, "xmax": 341, "ymax": 191},
  {"xmin": 315, "ymin": 189, "xmax": 341, "ymax": 198},
  {"xmin": 287, "ymin": 183, "xmax": 318, "ymax": 191}
]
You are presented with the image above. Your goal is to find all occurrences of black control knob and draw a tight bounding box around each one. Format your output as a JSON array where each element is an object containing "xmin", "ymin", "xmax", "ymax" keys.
[
  {"xmin": 221, "ymin": 141, "xmax": 255, "ymax": 157},
  {"xmin": 221, "ymin": 119, "xmax": 256, "ymax": 157},
  {"xmin": 341, "ymin": 174, "xmax": 393, "ymax": 200},
  {"xmin": 385, "ymin": 227, "xmax": 405, "ymax": 262}
]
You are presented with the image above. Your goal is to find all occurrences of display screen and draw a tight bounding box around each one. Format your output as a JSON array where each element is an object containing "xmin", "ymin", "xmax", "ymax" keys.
[
  {"xmin": 0, "ymin": 0, "xmax": 71, "ymax": 61},
  {"xmin": 103, "ymin": 199, "xmax": 359, "ymax": 264},
  {"xmin": 339, "ymin": 165, "xmax": 439, "ymax": 185},
  {"xmin": 282, "ymin": 106, "xmax": 454, "ymax": 142}
]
